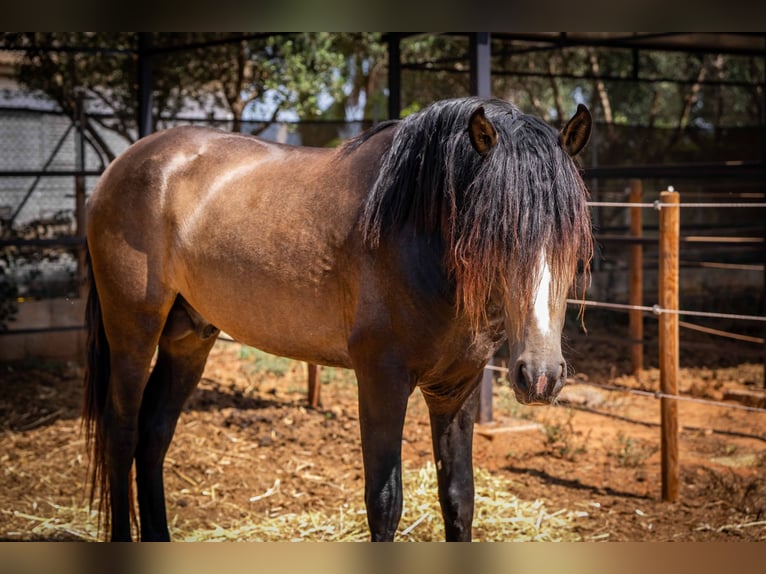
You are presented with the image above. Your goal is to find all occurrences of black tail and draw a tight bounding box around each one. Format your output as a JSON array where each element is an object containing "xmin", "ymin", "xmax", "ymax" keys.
[{"xmin": 81, "ymin": 247, "xmax": 112, "ymax": 536}]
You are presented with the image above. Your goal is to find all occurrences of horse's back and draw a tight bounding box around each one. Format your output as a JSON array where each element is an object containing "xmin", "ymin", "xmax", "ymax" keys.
[{"xmin": 90, "ymin": 126, "xmax": 301, "ymax": 213}]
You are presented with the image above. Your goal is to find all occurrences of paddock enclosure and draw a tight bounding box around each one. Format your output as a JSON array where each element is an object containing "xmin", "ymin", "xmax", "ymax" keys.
[
  {"xmin": 1, "ymin": 325, "xmax": 764, "ymax": 541},
  {"xmin": 1, "ymin": 33, "xmax": 765, "ymax": 541}
]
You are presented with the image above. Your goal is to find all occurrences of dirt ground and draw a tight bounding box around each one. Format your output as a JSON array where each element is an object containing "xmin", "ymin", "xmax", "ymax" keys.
[{"xmin": 1, "ymin": 310, "xmax": 765, "ymax": 542}]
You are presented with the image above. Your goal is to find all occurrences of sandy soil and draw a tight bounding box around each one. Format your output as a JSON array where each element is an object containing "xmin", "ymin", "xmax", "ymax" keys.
[{"xmin": 1, "ymin": 311, "xmax": 764, "ymax": 541}]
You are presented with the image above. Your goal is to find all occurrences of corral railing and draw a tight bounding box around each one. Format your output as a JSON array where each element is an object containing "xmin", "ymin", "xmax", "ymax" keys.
[{"xmin": 480, "ymin": 186, "xmax": 766, "ymax": 503}]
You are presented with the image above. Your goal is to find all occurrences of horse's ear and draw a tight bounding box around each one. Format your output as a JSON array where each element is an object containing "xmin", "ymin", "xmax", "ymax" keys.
[
  {"xmin": 560, "ymin": 103, "xmax": 592, "ymax": 157},
  {"xmin": 468, "ymin": 106, "xmax": 497, "ymax": 156}
]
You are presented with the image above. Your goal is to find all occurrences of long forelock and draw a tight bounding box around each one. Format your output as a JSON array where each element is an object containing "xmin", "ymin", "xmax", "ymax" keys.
[
  {"xmin": 455, "ymin": 112, "xmax": 593, "ymax": 334},
  {"xmin": 361, "ymin": 99, "xmax": 593, "ymax": 334}
]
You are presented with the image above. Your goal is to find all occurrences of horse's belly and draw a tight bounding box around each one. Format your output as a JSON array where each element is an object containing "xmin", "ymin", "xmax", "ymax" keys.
[
  {"xmin": 177, "ymin": 261, "xmax": 355, "ymax": 369},
  {"xmin": 168, "ymin": 165, "xmax": 361, "ymax": 369}
]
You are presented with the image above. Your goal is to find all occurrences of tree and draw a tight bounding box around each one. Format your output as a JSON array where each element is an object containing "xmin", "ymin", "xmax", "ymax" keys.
[
  {"xmin": 2, "ymin": 33, "xmax": 348, "ymax": 157},
  {"xmin": 320, "ymin": 33, "xmax": 388, "ymax": 122},
  {"xmin": 4, "ymin": 33, "xmax": 763, "ymax": 160},
  {"xmin": 4, "ymin": 33, "xmax": 143, "ymax": 161},
  {"xmin": 162, "ymin": 33, "xmax": 347, "ymax": 133}
]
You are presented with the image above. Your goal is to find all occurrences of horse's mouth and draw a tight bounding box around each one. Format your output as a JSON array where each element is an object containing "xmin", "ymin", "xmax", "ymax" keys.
[{"xmin": 510, "ymin": 365, "xmax": 566, "ymax": 405}]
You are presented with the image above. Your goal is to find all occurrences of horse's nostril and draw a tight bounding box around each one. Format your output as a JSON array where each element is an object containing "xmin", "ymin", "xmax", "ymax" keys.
[{"xmin": 516, "ymin": 362, "xmax": 532, "ymax": 391}]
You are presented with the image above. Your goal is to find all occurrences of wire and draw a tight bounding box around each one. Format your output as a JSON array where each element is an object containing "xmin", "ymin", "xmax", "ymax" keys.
[
  {"xmin": 678, "ymin": 320, "xmax": 765, "ymax": 344},
  {"xmin": 587, "ymin": 201, "xmax": 766, "ymax": 209},
  {"xmin": 567, "ymin": 299, "xmax": 766, "ymax": 323},
  {"xmin": 484, "ymin": 365, "xmax": 766, "ymax": 415}
]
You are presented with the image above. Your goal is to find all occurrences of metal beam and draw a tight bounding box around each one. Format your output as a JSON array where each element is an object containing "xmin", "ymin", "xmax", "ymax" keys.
[
  {"xmin": 469, "ymin": 32, "xmax": 491, "ymax": 98},
  {"xmin": 470, "ymin": 32, "xmax": 493, "ymax": 424},
  {"xmin": 584, "ymin": 161, "xmax": 766, "ymax": 180},
  {"xmin": 492, "ymin": 32, "xmax": 766, "ymax": 58},
  {"xmin": 387, "ymin": 33, "xmax": 401, "ymax": 119},
  {"xmin": 404, "ymin": 62, "xmax": 765, "ymax": 90},
  {"xmin": 137, "ymin": 32, "xmax": 153, "ymax": 138}
]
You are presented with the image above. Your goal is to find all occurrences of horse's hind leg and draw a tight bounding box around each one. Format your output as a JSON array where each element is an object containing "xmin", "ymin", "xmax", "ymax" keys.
[
  {"xmin": 101, "ymin": 305, "xmax": 173, "ymax": 542},
  {"xmin": 135, "ymin": 298, "xmax": 219, "ymax": 541},
  {"xmin": 423, "ymin": 380, "xmax": 481, "ymax": 542}
]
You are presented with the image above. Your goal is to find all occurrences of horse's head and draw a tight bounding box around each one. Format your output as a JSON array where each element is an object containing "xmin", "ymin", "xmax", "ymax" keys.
[
  {"xmin": 362, "ymin": 97, "xmax": 592, "ymax": 406},
  {"xmin": 467, "ymin": 103, "xmax": 592, "ymax": 405}
]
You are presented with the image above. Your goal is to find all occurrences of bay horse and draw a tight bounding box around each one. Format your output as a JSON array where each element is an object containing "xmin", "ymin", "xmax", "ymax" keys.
[{"xmin": 83, "ymin": 97, "xmax": 593, "ymax": 541}]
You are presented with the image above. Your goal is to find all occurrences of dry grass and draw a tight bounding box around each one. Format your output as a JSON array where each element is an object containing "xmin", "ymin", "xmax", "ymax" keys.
[
  {"xmin": 4, "ymin": 461, "xmax": 587, "ymax": 542},
  {"xmin": 5, "ymin": 342, "xmax": 764, "ymax": 543}
]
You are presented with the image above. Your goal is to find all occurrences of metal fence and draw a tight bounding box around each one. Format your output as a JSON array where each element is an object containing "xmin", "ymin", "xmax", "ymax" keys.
[
  {"xmin": 0, "ymin": 107, "xmax": 372, "ymax": 308},
  {"xmin": 1, "ymin": 105, "xmax": 764, "ymax": 325}
]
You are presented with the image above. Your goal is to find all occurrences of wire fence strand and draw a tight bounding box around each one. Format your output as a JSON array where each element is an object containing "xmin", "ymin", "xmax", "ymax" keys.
[
  {"xmin": 567, "ymin": 299, "xmax": 766, "ymax": 323},
  {"xmin": 587, "ymin": 201, "xmax": 766, "ymax": 209},
  {"xmin": 484, "ymin": 364, "xmax": 766, "ymax": 415}
]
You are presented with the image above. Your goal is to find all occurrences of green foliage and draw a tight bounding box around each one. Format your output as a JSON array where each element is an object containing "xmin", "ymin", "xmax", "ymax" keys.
[
  {"xmin": 610, "ymin": 431, "xmax": 659, "ymax": 468},
  {"xmin": 542, "ymin": 410, "xmax": 589, "ymax": 461},
  {"xmin": 2, "ymin": 33, "xmax": 352, "ymax": 154},
  {"xmin": 494, "ymin": 44, "xmax": 764, "ymax": 130},
  {"xmin": 325, "ymin": 33, "xmax": 387, "ymax": 121},
  {"xmin": 237, "ymin": 346, "xmax": 293, "ymax": 378},
  {"xmin": 318, "ymin": 366, "xmax": 356, "ymax": 386},
  {"xmin": 166, "ymin": 33, "xmax": 347, "ymax": 131},
  {"xmin": 399, "ymin": 35, "xmax": 472, "ymax": 113},
  {"xmin": 3, "ymin": 33, "xmax": 762, "ymax": 160}
]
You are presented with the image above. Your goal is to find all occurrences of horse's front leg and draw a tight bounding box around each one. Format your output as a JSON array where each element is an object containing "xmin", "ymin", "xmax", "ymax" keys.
[
  {"xmin": 352, "ymin": 350, "xmax": 412, "ymax": 541},
  {"xmin": 425, "ymin": 379, "xmax": 481, "ymax": 542}
]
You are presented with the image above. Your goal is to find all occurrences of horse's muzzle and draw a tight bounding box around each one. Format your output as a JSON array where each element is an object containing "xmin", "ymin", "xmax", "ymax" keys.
[{"xmin": 512, "ymin": 360, "xmax": 566, "ymax": 405}]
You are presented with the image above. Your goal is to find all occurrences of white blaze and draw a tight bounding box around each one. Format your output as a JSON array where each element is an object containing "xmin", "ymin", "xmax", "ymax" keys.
[{"xmin": 532, "ymin": 251, "xmax": 552, "ymax": 336}]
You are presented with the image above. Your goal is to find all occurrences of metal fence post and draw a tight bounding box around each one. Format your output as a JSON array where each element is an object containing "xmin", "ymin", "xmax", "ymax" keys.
[
  {"xmin": 75, "ymin": 94, "xmax": 87, "ymax": 299},
  {"xmin": 477, "ymin": 359, "xmax": 494, "ymax": 424},
  {"xmin": 629, "ymin": 179, "xmax": 644, "ymax": 374}
]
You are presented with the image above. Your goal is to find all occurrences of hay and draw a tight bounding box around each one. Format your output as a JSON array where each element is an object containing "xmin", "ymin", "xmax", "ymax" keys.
[
  {"xmin": 3, "ymin": 459, "xmax": 587, "ymax": 542},
  {"xmin": 178, "ymin": 462, "xmax": 587, "ymax": 542},
  {"xmin": 4, "ymin": 454, "xmax": 587, "ymax": 542},
  {"xmin": 2, "ymin": 501, "xmax": 101, "ymax": 542}
]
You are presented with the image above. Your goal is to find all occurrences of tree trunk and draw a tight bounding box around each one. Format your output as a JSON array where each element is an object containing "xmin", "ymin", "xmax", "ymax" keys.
[
  {"xmin": 648, "ymin": 90, "xmax": 661, "ymax": 128},
  {"xmin": 667, "ymin": 57, "xmax": 716, "ymax": 151},
  {"xmin": 588, "ymin": 48, "xmax": 613, "ymax": 124},
  {"xmin": 547, "ymin": 56, "xmax": 564, "ymax": 124},
  {"xmin": 749, "ymin": 56, "xmax": 764, "ymax": 125}
]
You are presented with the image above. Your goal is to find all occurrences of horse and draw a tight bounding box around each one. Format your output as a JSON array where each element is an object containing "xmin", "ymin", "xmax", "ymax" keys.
[{"xmin": 82, "ymin": 96, "xmax": 593, "ymax": 542}]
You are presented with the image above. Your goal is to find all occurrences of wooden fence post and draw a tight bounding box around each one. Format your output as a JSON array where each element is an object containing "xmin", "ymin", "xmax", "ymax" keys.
[
  {"xmin": 629, "ymin": 179, "xmax": 644, "ymax": 374},
  {"xmin": 659, "ymin": 190, "xmax": 680, "ymax": 502},
  {"xmin": 307, "ymin": 363, "xmax": 321, "ymax": 408}
]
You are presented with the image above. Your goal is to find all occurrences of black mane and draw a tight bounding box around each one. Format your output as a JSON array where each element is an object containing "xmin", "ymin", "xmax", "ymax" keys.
[
  {"xmin": 359, "ymin": 97, "xmax": 593, "ymax": 333},
  {"xmin": 339, "ymin": 119, "xmax": 399, "ymax": 155}
]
